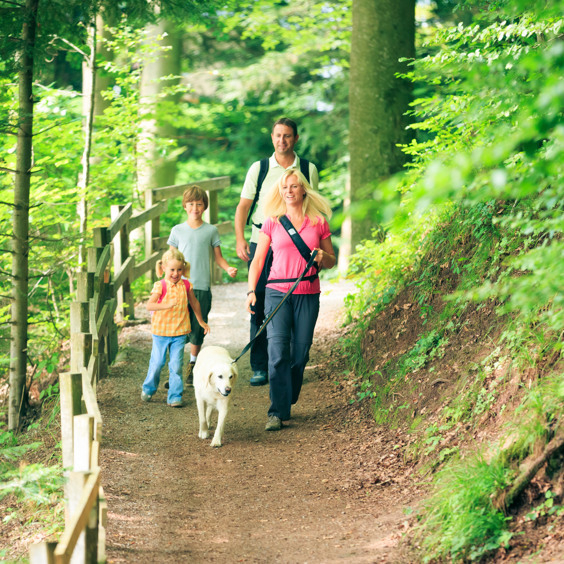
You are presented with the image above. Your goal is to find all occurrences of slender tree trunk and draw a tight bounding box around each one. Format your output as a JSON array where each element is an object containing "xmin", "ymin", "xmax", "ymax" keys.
[
  {"xmin": 342, "ymin": 0, "xmax": 415, "ymax": 272},
  {"xmin": 137, "ymin": 19, "xmax": 182, "ymax": 263},
  {"xmin": 77, "ymin": 20, "xmax": 97, "ymax": 269},
  {"xmin": 9, "ymin": 0, "xmax": 39, "ymax": 431},
  {"xmin": 93, "ymin": 12, "xmax": 115, "ymax": 119}
]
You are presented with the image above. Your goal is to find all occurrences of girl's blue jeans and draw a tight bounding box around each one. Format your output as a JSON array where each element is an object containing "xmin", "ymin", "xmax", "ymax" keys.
[{"xmin": 142, "ymin": 334, "xmax": 187, "ymax": 403}]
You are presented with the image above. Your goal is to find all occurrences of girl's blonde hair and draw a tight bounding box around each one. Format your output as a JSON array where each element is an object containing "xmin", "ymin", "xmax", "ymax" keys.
[
  {"xmin": 156, "ymin": 248, "xmax": 190, "ymax": 278},
  {"xmin": 263, "ymin": 168, "xmax": 332, "ymax": 225}
]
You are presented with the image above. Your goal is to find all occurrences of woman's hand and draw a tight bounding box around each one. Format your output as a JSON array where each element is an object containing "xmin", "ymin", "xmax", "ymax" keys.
[{"xmin": 313, "ymin": 248, "xmax": 324, "ymax": 267}]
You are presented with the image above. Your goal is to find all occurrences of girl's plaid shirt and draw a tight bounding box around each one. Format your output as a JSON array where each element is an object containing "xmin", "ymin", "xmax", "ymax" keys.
[{"xmin": 150, "ymin": 279, "xmax": 191, "ymax": 336}]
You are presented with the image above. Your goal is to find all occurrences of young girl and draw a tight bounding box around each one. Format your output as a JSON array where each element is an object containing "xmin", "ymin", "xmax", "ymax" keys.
[{"xmin": 141, "ymin": 249, "xmax": 210, "ymax": 407}]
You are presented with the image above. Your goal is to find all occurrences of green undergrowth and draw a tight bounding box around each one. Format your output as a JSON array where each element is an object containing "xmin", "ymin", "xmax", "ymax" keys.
[
  {"xmin": 344, "ymin": 200, "xmax": 562, "ymax": 560},
  {"xmin": 344, "ymin": 4, "xmax": 563, "ymax": 559},
  {"xmin": 0, "ymin": 396, "xmax": 66, "ymax": 560}
]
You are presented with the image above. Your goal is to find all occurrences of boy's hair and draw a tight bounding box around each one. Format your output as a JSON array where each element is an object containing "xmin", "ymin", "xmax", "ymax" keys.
[
  {"xmin": 182, "ymin": 185, "xmax": 209, "ymax": 210},
  {"xmin": 273, "ymin": 117, "xmax": 298, "ymax": 136},
  {"xmin": 156, "ymin": 248, "xmax": 190, "ymax": 278}
]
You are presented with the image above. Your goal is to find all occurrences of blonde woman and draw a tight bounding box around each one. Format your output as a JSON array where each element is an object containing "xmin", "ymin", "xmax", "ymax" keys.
[{"xmin": 245, "ymin": 168, "xmax": 336, "ymax": 431}]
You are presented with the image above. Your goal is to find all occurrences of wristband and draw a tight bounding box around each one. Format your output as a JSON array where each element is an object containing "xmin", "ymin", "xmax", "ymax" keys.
[{"xmin": 247, "ymin": 290, "xmax": 255, "ymax": 296}]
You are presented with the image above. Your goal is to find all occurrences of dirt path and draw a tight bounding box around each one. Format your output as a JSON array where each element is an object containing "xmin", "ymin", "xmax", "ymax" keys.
[{"xmin": 97, "ymin": 281, "xmax": 422, "ymax": 563}]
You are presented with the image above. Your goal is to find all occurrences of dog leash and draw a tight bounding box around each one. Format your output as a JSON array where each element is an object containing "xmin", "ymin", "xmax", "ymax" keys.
[{"xmin": 232, "ymin": 249, "xmax": 318, "ymax": 364}]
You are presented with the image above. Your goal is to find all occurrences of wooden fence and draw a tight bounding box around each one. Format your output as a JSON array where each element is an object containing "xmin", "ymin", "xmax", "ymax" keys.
[{"xmin": 29, "ymin": 177, "xmax": 231, "ymax": 563}]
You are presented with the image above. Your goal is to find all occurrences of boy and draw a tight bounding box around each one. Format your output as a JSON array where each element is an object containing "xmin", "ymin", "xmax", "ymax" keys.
[{"xmin": 168, "ymin": 185, "xmax": 238, "ymax": 383}]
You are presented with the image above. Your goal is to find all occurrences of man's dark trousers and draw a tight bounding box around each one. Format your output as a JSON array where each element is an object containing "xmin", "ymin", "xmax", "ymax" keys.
[{"xmin": 248, "ymin": 242, "xmax": 271, "ymax": 374}]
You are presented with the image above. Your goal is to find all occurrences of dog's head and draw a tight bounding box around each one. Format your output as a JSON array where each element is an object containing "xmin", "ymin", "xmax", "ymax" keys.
[{"xmin": 209, "ymin": 362, "xmax": 238, "ymax": 397}]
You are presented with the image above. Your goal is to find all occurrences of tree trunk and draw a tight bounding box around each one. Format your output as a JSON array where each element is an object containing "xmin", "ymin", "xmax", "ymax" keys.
[
  {"xmin": 137, "ymin": 19, "xmax": 182, "ymax": 263},
  {"xmin": 343, "ymin": 0, "xmax": 415, "ymax": 271},
  {"xmin": 9, "ymin": 0, "xmax": 39, "ymax": 431},
  {"xmin": 77, "ymin": 20, "xmax": 97, "ymax": 269}
]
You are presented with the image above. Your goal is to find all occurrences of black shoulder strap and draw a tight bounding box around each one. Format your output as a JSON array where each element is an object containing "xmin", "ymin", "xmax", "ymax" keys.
[
  {"xmin": 279, "ymin": 215, "xmax": 319, "ymax": 272},
  {"xmin": 299, "ymin": 158, "xmax": 310, "ymax": 184},
  {"xmin": 246, "ymin": 158, "xmax": 269, "ymax": 226}
]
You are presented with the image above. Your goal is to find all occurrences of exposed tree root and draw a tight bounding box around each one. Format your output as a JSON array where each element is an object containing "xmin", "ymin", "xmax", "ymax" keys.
[{"xmin": 497, "ymin": 427, "xmax": 564, "ymax": 512}]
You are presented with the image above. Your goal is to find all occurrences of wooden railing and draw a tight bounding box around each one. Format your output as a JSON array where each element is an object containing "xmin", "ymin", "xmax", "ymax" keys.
[{"xmin": 29, "ymin": 177, "xmax": 231, "ymax": 563}]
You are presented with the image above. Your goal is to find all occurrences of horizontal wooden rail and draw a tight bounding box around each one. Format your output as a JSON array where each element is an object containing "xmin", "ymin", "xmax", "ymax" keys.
[
  {"xmin": 133, "ymin": 251, "xmax": 161, "ymax": 281},
  {"xmin": 113, "ymin": 256, "xmax": 134, "ymax": 292},
  {"xmin": 107, "ymin": 203, "xmax": 132, "ymax": 242},
  {"xmin": 217, "ymin": 220, "xmax": 234, "ymax": 236},
  {"xmin": 128, "ymin": 200, "xmax": 167, "ymax": 232},
  {"xmin": 54, "ymin": 468, "xmax": 101, "ymax": 563},
  {"xmin": 152, "ymin": 176, "xmax": 230, "ymax": 201}
]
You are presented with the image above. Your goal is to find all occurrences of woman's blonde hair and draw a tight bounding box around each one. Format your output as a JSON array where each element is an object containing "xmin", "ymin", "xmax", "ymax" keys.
[
  {"xmin": 156, "ymin": 248, "xmax": 190, "ymax": 278},
  {"xmin": 263, "ymin": 168, "xmax": 332, "ymax": 225}
]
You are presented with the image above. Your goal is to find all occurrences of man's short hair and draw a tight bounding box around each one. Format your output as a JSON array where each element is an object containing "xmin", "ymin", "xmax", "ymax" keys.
[
  {"xmin": 182, "ymin": 185, "xmax": 209, "ymax": 210},
  {"xmin": 273, "ymin": 117, "xmax": 298, "ymax": 136}
]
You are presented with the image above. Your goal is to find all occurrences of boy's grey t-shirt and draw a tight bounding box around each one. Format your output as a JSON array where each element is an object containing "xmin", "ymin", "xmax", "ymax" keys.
[{"xmin": 167, "ymin": 222, "xmax": 221, "ymax": 291}]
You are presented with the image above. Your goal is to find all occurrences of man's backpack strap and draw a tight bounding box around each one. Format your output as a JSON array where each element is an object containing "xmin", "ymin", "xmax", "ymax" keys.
[
  {"xmin": 299, "ymin": 158, "xmax": 310, "ymax": 184},
  {"xmin": 246, "ymin": 158, "xmax": 269, "ymax": 226}
]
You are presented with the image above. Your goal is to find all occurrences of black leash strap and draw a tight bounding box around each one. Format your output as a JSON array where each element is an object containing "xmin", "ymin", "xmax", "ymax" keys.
[{"xmin": 233, "ymin": 249, "xmax": 318, "ymax": 364}]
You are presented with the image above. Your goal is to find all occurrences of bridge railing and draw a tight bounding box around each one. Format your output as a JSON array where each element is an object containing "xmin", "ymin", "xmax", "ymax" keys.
[{"xmin": 29, "ymin": 177, "xmax": 231, "ymax": 563}]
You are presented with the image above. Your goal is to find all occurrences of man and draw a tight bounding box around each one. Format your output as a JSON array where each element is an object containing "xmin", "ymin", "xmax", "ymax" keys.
[{"xmin": 234, "ymin": 117, "xmax": 319, "ymax": 386}]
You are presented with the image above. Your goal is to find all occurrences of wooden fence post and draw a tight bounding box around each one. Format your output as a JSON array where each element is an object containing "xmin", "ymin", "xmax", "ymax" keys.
[
  {"xmin": 59, "ymin": 373, "xmax": 83, "ymax": 470},
  {"xmin": 111, "ymin": 205, "xmax": 135, "ymax": 323},
  {"xmin": 73, "ymin": 414, "xmax": 94, "ymax": 472},
  {"xmin": 145, "ymin": 187, "xmax": 159, "ymax": 283},
  {"xmin": 29, "ymin": 541, "xmax": 57, "ymax": 563},
  {"xmin": 71, "ymin": 270, "xmax": 93, "ymax": 376}
]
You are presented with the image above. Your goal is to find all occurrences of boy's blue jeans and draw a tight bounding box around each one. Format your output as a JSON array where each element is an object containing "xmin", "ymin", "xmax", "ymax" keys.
[{"xmin": 142, "ymin": 334, "xmax": 187, "ymax": 403}]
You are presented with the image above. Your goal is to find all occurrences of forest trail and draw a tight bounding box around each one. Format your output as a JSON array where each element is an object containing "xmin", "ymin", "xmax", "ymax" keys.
[{"xmin": 97, "ymin": 280, "xmax": 422, "ymax": 563}]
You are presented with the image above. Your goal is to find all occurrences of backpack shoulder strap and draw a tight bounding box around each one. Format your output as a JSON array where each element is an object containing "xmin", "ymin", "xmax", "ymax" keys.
[
  {"xmin": 279, "ymin": 215, "xmax": 319, "ymax": 272},
  {"xmin": 299, "ymin": 158, "xmax": 310, "ymax": 184},
  {"xmin": 246, "ymin": 158, "xmax": 269, "ymax": 226},
  {"xmin": 157, "ymin": 279, "xmax": 167, "ymax": 303}
]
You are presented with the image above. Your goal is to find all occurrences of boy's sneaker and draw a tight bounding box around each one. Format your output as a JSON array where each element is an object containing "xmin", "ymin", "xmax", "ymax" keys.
[
  {"xmin": 141, "ymin": 391, "xmax": 152, "ymax": 402},
  {"xmin": 185, "ymin": 361, "xmax": 196, "ymax": 387},
  {"xmin": 167, "ymin": 400, "xmax": 184, "ymax": 408}
]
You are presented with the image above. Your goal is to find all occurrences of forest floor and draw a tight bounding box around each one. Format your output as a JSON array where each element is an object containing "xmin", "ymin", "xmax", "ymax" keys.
[
  {"xmin": 96, "ymin": 280, "xmax": 425, "ymax": 563},
  {"xmin": 3, "ymin": 278, "xmax": 563, "ymax": 562}
]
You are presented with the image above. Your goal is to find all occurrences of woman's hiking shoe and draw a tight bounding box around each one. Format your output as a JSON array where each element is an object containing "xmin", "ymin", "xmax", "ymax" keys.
[{"xmin": 265, "ymin": 415, "xmax": 282, "ymax": 431}]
